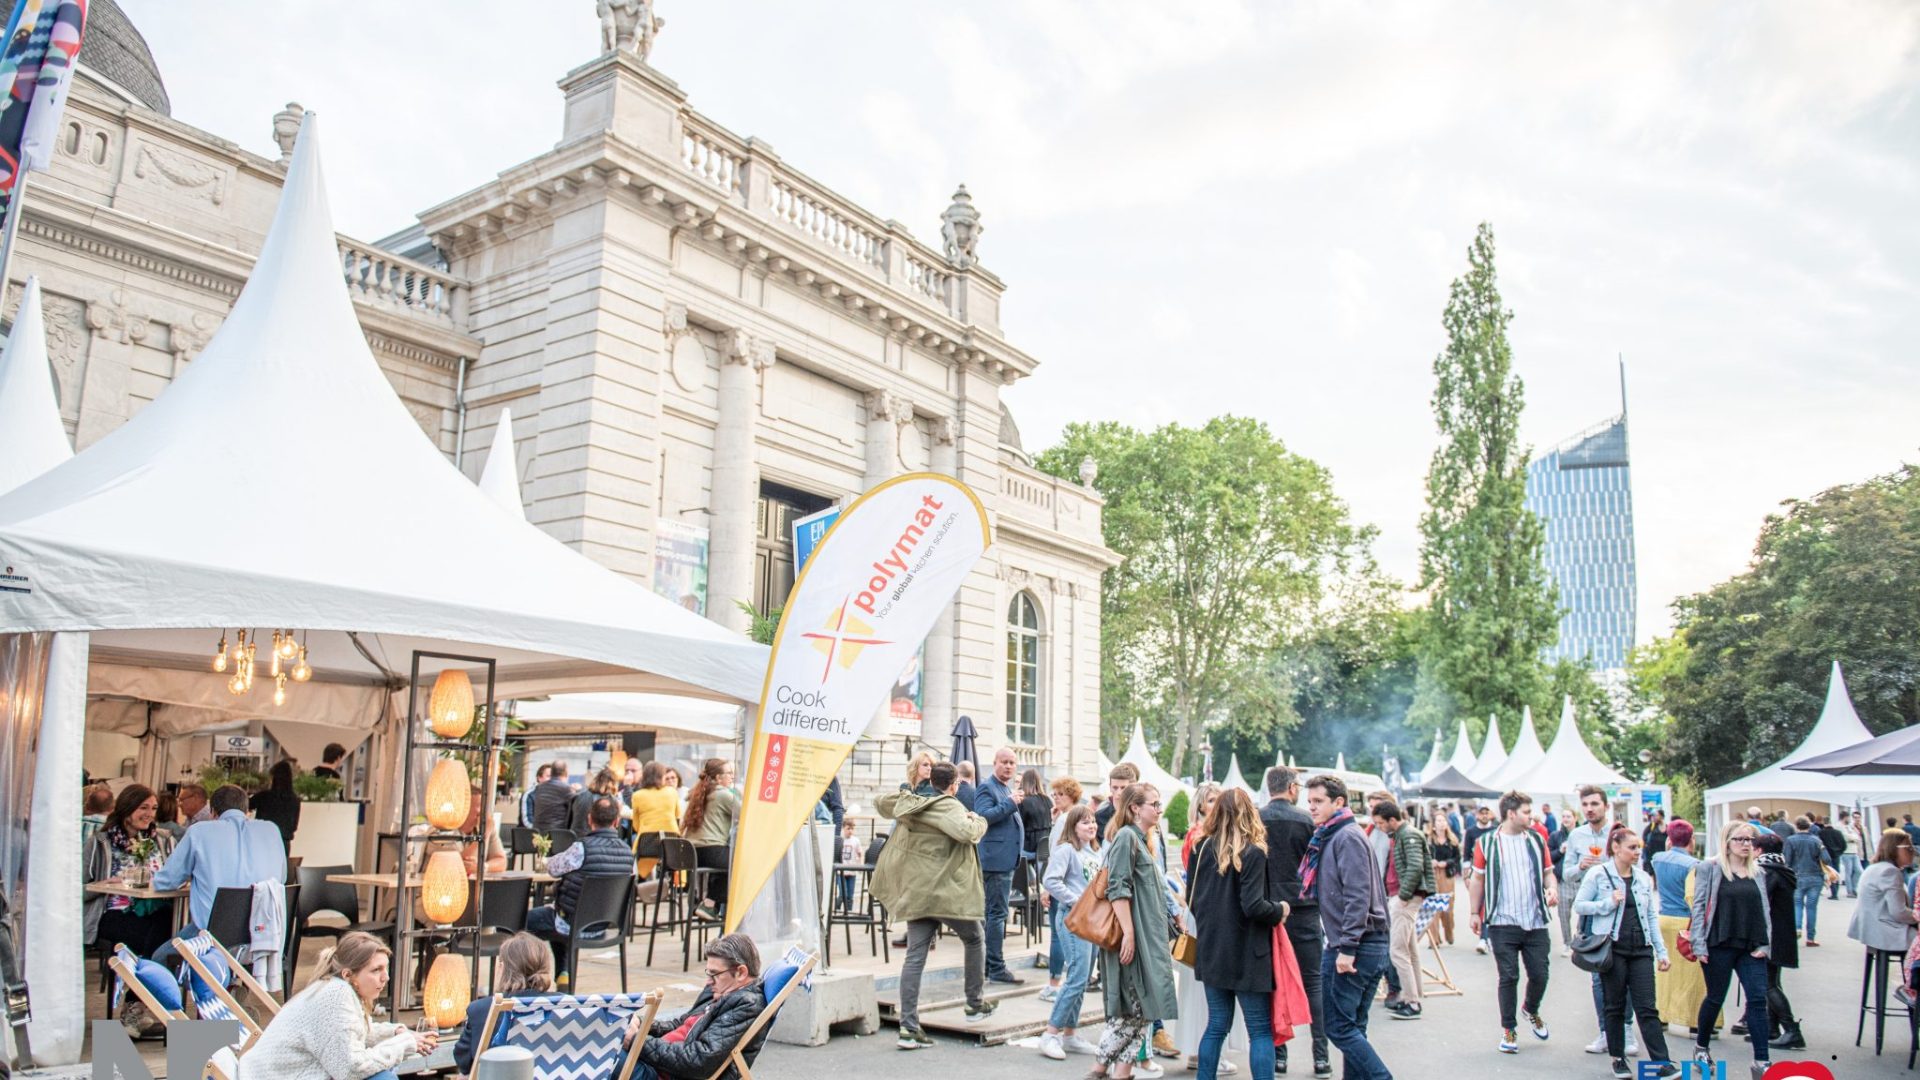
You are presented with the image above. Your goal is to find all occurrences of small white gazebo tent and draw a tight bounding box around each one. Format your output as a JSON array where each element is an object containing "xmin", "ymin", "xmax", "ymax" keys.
[
  {"xmin": 1222, "ymin": 753, "xmax": 1253, "ymax": 794},
  {"xmin": 0, "ymin": 279, "xmax": 68, "ymax": 494},
  {"xmin": 1119, "ymin": 720, "xmax": 1189, "ymax": 801},
  {"xmin": 1467, "ymin": 713, "xmax": 1508, "ymax": 784},
  {"xmin": 1416, "ymin": 730, "xmax": 1445, "ymax": 785},
  {"xmin": 1704, "ymin": 663, "xmax": 1920, "ymax": 836},
  {"xmin": 476, "ymin": 405, "xmax": 527, "ymax": 520},
  {"xmin": 1445, "ymin": 719, "xmax": 1478, "ymax": 776},
  {"xmin": 1484, "ymin": 705, "xmax": 1546, "ymax": 791},
  {"xmin": 1510, "ymin": 696, "xmax": 1627, "ymax": 806}
]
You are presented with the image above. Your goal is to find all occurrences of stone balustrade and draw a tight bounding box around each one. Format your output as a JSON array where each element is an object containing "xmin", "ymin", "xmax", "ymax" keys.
[
  {"xmin": 999, "ymin": 455, "xmax": 1105, "ymax": 545},
  {"xmin": 337, "ymin": 235, "xmax": 461, "ymax": 327},
  {"xmin": 680, "ymin": 120, "xmax": 743, "ymax": 196}
]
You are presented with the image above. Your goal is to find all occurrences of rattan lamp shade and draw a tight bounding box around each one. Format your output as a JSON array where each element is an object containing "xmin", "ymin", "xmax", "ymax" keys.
[
  {"xmin": 428, "ymin": 668, "xmax": 475, "ymax": 738},
  {"xmin": 422, "ymin": 952, "xmax": 471, "ymax": 1028},
  {"xmin": 424, "ymin": 757, "xmax": 471, "ymax": 831},
  {"xmin": 420, "ymin": 850, "xmax": 469, "ymax": 924}
]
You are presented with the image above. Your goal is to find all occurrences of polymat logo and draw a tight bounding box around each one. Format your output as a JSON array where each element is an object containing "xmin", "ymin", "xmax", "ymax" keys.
[
  {"xmin": 1638, "ymin": 1062, "xmax": 1835, "ymax": 1080},
  {"xmin": 799, "ymin": 597, "xmax": 893, "ymax": 682}
]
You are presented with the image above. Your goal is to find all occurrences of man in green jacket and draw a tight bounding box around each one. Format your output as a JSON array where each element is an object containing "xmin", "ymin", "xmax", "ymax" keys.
[
  {"xmin": 1377, "ymin": 801, "xmax": 1435, "ymax": 1020},
  {"xmin": 872, "ymin": 761, "xmax": 996, "ymax": 1049}
]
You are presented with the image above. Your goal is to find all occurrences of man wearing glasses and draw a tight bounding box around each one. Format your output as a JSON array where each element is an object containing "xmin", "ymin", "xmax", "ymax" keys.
[{"xmin": 619, "ymin": 934, "xmax": 769, "ymax": 1080}]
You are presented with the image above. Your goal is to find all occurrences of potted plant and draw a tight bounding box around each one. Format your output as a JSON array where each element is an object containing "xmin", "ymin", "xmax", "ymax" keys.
[
  {"xmin": 532, "ymin": 832, "xmax": 552, "ymax": 874},
  {"xmin": 125, "ymin": 836, "xmax": 157, "ymax": 887},
  {"xmin": 293, "ymin": 773, "xmax": 343, "ymax": 802}
]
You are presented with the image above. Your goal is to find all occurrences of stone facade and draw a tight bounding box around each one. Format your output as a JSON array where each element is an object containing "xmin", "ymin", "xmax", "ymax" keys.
[{"xmin": 12, "ymin": 28, "xmax": 1116, "ymax": 801}]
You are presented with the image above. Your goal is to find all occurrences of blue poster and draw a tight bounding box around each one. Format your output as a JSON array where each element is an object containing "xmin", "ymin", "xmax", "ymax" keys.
[{"xmin": 793, "ymin": 505, "xmax": 840, "ymax": 573}]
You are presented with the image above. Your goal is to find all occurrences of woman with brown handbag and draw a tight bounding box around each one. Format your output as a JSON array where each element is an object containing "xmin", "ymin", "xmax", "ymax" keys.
[
  {"xmin": 1187, "ymin": 789, "xmax": 1289, "ymax": 1080},
  {"xmin": 1086, "ymin": 783, "xmax": 1180, "ymax": 1080}
]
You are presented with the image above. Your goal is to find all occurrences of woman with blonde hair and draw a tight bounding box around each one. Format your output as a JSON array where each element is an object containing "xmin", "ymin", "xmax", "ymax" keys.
[
  {"xmin": 1090, "ymin": 783, "xmax": 1178, "ymax": 1080},
  {"xmin": 902, "ymin": 750, "xmax": 936, "ymax": 792},
  {"xmin": 240, "ymin": 931, "xmax": 431, "ymax": 1080},
  {"xmin": 452, "ymin": 933, "xmax": 559, "ymax": 1072},
  {"xmin": 1425, "ymin": 810, "xmax": 1461, "ymax": 945},
  {"xmin": 1187, "ymin": 789, "xmax": 1288, "ymax": 1080},
  {"xmin": 1688, "ymin": 821, "xmax": 1775, "ymax": 1075}
]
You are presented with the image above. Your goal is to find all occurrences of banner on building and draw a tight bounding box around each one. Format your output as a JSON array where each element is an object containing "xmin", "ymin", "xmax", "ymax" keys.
[
  {"xmin": 0, "ymin": 0, "xmax": 86, "ymax": 227},
  {"xmin": 726, "ymin": 472, "xmax": 989, "ymax": 929},
  {"xmin": 651, "ymin": 519, "xmax": 709, "ymax": 616},
  {"xmin": 792, "ymin": 505, "xmax": 838, "ymax": 574}
]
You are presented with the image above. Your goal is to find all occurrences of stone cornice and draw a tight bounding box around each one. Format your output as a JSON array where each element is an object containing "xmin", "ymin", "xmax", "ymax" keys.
[{"xmin": 996, "ymin": 514, "xmax": 1124, "ymax": 570}]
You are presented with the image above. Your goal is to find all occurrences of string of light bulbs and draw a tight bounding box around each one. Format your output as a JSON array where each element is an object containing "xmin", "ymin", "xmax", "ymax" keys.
[{"xmin": 211, "ymin": 628, "xmax": 312, "ymax": 706}]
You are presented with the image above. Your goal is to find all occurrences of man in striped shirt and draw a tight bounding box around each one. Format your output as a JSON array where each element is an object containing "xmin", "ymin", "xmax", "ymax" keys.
[{"xmin": 1468, "ymin": 790, "xmax": 1559, "ymax": 1055}]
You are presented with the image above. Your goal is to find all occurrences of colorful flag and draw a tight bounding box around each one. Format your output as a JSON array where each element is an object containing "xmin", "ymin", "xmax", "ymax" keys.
[
  {"xmin": 0, "ymin": 0, "xmax": 86, "ymax": 227},
  {"xmin": 725, "ymin": 472, "xmax": 990, "ymax": 930}
]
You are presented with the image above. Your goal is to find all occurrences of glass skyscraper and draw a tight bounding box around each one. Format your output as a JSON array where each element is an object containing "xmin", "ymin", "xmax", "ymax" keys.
[{"xmin": 1525, "ymin": 370, "xmax": 1636, "ymax": 670}]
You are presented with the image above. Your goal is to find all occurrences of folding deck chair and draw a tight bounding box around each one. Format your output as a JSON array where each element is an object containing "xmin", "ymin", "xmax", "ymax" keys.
[
  {"xmin": 173, "ymin": 929, "xmax": 284, "ymax": 1043},
  {"xmin": 106, "ymin": 944, "xmax": 252, "ymax": 1068},
  {"xmin": 465, "ymin": 991, "xmax": 663, "ymax": 1080},
  {"xmin": 697, "ymin": 952, "xmax": 816, "ymax": 1080}
]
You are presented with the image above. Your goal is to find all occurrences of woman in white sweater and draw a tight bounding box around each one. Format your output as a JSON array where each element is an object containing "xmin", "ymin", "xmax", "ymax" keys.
[{"xmin": 240, "ymin": 931, "xmax": 434, "ymax": 1080}]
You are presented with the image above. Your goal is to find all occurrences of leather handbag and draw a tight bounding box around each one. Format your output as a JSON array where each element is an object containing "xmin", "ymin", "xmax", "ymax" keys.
[
  {"xmin": 1067, "ymin": 865, "xmax": 1125, "ymax": 951},
  {"xmin": 1569, "ymin": 926, "xmax": 1614, "ymax": 973},
  {"xmin": 1676, "ymin": 932, "xmax": 1698, "ymax": 963},
  {"xmin": 1170, "ymin": 928, "xmax": 1198, "ymax": 967}
]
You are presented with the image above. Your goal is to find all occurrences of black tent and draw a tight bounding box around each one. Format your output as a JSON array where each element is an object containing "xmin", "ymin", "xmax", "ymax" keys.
[{"xmin": 1405, "ymin": 765, "xmax": 1501, "ymax": 799}]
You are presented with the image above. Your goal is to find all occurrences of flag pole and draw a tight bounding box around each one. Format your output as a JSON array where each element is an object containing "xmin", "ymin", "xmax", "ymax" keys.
[{"xmin": 0, "ymin": 170, "xmax": 31, "ymax": 309}]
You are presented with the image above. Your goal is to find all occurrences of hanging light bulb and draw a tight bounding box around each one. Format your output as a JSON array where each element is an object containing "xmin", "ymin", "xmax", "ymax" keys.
[
  {"xmin": 270, "ymin": 649, "xmax": 283, "ymax": 679},
  {"xmin": 244, "ymin": 635, "xmax": 257, "ymax": 690},
  {"xmin": 427, "ymin": 669, "xmax": 475, "ymax": 739},
  {"xmin": 212, "ymin": 632, "xmax": 229, "ymax": 673},
  {"xmin": 276, "ymin": 629, "xmax": 297, "ymax": 660},
  {"xmin": 228, "ymin": 672, "xmax": 246, "ymax": 695},
  {"xmin": 273, "ymin": 672, "xmax": 288, "ymax": 707},
  {"xmin": 292, "ymin": 643, "xmax": 312, "ymax": 682}
]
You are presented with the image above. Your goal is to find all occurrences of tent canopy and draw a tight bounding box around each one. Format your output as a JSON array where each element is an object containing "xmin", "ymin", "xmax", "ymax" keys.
[
  {"xmin": 0, "ymin": 117, "xmax": 768, "ymax": 713},
  {"xmin": 477, "ymin": 406, "xmax": 526, "ymax": 521},
  {"xmin": 1467, "ymin": 713, "xmax": 1508, "ymax": 784},
  {"xmin": 0, "ymin": 279, "xmax": 70, "ymax": 494},
  {"xmin": 1416, "ymin": 731, "xmax": 1444, "ymax": 785},
  {"xmin": 1445, "ymin": 719, "xmax": 1477, "ymax": 776},
  {"xmin": 1508, "ymin": 696, "xmax": 1626, "ymax": 801},
  {"xmin": 1706, "ymin": 663, "xmax": 1920, "ymax": 816},
  {"xmin": 1222, "ymin": 753, "xmax": 1252, "ymax": 793},
  {"xmin": 1406, "ymin": 765, "xmax": 1501, "ymax": 800},
  {"xmin": 510, "ymin": 692, "xmax": 741, "ymax": 744},
  {"xmin": 1786, "ymin": 723, "xmax": 1920, "ymax": 777},
  {"xmin": 1119, "ymin": 720, "xmax": 1189, "ymax": 800},
  {"xmin": 1484, "ymin": 705, "xmax": 1546, "ymax": 791}
]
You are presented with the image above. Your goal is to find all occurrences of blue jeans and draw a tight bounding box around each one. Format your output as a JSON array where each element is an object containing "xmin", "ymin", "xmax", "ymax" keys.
[
  {"xmin": 1841, "ymin": 853, "xmax": 1862, "ymax": 897},
  {"xmin": 1792, "ymin": 879, "xmax": 1822, "ymax": 939},
  {"xmin": 525, "ymin": 905, "xmax": 570, "ymax": 975},
  {"xmin": 1321, "ymin": 936, "xmax": 1393, "ymax": 1080},
  {"xmin": 982, "ymin": 869, "xmax": 1012, "ymax": 976},
  {"xmin": 1698, "ymin": 948, "xmax": 1770, "ymax": 1062},
  {"xmin": 1048, "ymin": 905, "xmax": 1093, "ymax": 1031},
  {"xmin": 1200, "ymin": 984, "xmax": 1275, "ymax": 1080},
  {"xmin": 837, "ymin": 874, "xmax": 854, "ymax": 911},
  {"xmin": 366, "ymin": 1072, "xmax": 399, "ymax": 1080},
  {"xmin": 1048, "ymin": 900, "xmax": 1066, "ymax": 981}
]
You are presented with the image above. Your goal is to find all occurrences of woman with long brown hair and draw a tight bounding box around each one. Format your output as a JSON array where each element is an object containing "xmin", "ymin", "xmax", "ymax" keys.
[
  {"xmin": 1090, "ymin": 783, "xmax": 1178, "ymax": 1080},
  {"xmin": 682, "ymin": 758, "xmax": 738, "ymax": 920},
  {"xmin": 1426, "ymin": 809, "xmax": 1461, "ymax": 945},
  {"xmin": 571, "ymin": 766, "xmax": 622, "ymax": 834},
  {"xmin": 452, "ymin": 933, "xmax": 558, "ymax": 1072},
  {"xmin": 240, "ymin": 931, "xmax": 432, "ymax": 1080},
  {"xmin": 84, "ymin": 784, "xmax": 176, "ymax": 958},
  {"xmin": 1187, "ymin": 789, "xmax": 1288, "ymax": 1080}
]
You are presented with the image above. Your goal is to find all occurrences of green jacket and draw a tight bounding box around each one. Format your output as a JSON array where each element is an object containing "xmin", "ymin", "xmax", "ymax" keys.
[
  {"xmin": 871, "ymin": 787, "xmax": 988, "ymax": 922},
  {"xmin": 1389, "ymin": 822, "xmax": 1436, "ymax": 901}
]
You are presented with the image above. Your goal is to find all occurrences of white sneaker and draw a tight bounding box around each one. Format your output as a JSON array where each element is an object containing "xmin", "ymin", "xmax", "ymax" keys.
[
  {"xmin": 1218, "ymin": 1061, "xmax": 1239, "ymax": 1075},
  {"xmin": 1586, "ymin": 1033, "xmax": 1609, "ymax": 1055},
  {"xmin": 1135, "ymin": 1061, "xmax": 1165, "ymax": 1079},
  {"xmin": 1041, "ymin": 1033, "xmax": 1066, "ymax": 1061},
  {"xmin": 1475, "ymin": 941, "xmax": 1488, "ymax": 954},
  {"xmin": 1063, "ymin": 1035, "xmax": 1100, "ymax": 1056},
  {"xmin": 1626, "ymin": 1035, "xmax": 1639, "ymax": 1057},
  {"xmin": 1039, "ymin": 986, "xmax": 1060, "ymax": 1003}
]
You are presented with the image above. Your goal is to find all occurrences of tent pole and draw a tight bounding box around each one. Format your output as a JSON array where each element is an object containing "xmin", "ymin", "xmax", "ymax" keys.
[{"xmin": 0, "ymin": 173, "xmax": 31, "ymax": 305}]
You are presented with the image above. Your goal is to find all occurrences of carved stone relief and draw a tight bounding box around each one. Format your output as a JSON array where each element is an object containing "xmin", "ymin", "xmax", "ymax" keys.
[
  {"xmin": 2, "ymin": 283, "xmax": 89, "ymax": 417},
  {"xmin": 132, "ymin": 142, "xmax": 227, "ymax": 206}
]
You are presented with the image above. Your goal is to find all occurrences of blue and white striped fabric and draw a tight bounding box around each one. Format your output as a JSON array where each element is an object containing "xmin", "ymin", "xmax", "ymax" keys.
[
  {"xmin": 1412, "ymin": 892, "xmax": 1452, "ymax": 935},
  {"xmin": 175, "ymin": 931, "xmax": 238, "ymax": 1023},
  {"xmin": 493, "ymin": 993, "xmax": 654, "ymax": 1080}
]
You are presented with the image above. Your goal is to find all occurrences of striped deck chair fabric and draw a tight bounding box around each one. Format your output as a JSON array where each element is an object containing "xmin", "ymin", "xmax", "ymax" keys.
[
  {"xmin": 1412, "ymin": 892, "xmax": 1452, "ymax": 935},
  {"xmin": 482, "ymin": 992, "xmax": 659, "ymax": 1080},
  {"xmin": 177, "ymin": 932, "xmax": 239, "ymax": 1023}
]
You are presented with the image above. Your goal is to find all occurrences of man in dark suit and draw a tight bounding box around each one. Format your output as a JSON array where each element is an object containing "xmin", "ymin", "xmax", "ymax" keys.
[
  {"xmin": 955, "ymin": 761, "xmax": 978, "ymax": 812},
  {"xmin": 974, "ymin": 747, "xmax": 1024, "ymax": 984},
  {"xmin": 1263, "ymin": 766, "xmax": 1330, "ymax": 1077},
  {"xmin": 530, "ymin": 760, "xmax": 576, "ymax": 832}
]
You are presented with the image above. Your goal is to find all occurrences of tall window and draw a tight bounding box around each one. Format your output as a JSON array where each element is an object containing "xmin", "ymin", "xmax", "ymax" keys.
[{"xmin": 1005, "ymin": 592, "xmax": 1042, "ymax": 745}]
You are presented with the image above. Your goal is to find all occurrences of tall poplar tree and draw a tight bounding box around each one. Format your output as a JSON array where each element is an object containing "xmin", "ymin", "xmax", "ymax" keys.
[{"xmin": 1416, "ymin": 223, "xmax": 1560, "ymax": 733}]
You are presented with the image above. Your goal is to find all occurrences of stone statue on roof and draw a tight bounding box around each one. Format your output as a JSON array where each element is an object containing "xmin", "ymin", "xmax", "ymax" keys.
[{"xmin": 598, "ymin": 0, "xmax": 664, "ymax": 61}]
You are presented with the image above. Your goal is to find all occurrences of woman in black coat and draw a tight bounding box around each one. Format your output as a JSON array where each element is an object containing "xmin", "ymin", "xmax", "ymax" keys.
[
  {"xmin": 1751, "ymin": 832, "xmax": 1803, "ymax": 1048},
  {"xmin": 249, "ymin": 761, "xmax": 301, "ymax": 853},
  {"xmin": 1017, "ymin": 769, "xmax": 1052, "ymax": 858},
  {"xmin": 1185, "ymin": 788, "xmax": 1289, "ymax": 1080}
]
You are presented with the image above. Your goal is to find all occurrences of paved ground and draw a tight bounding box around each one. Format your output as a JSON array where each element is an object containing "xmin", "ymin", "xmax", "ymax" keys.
[{"xmin": 761, "ymin": 893, "xmax": 1913, "ymax": 1080}]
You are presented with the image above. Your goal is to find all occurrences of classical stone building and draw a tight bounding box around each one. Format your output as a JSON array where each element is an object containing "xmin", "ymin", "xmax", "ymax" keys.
[{"xmin": 13, "ymin": 4, "xmax": 1116, "ymax": 797}]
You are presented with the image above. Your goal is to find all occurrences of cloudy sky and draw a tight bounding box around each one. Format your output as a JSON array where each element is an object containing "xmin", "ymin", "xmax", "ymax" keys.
[{"xmin": 121, "ymin": 1, "xmax": 1920, "ymax": 640}]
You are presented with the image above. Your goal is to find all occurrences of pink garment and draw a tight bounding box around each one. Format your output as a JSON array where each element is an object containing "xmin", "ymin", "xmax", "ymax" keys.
[{"xmin": 1270, "ymin": 924, "xmax": 1312, "ymax": 1046}]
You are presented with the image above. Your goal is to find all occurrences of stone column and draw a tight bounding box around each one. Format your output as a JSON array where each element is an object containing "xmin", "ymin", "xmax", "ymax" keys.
[
  {"xmin": 709, "ymin": 329, "xmax": 773, "ymax": 632},
  {"xmin": 922, "ymin": 416, "xmax": 959, "ymax": 746},
  {"xmin": 863, "ymin": 390, "xmax": 904, "ymax": 487}
]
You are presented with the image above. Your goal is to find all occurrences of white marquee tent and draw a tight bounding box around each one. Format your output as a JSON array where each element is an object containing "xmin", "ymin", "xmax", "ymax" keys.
[
  {"xmin": 1416, "ymin": 730, "xmax": 1444, "ymax": 784},
  {"xmin": 1507, "ymin": 696, "xmax": 1626, "ymax": 805},
  {"xmin": 477, "ymin": 406, "xmax": 526, "ymax": 521},
  {"xmin": 1119, "ymin": 720, "xmax": 1189, "ymax": 800},
  {"xmin": 512, "ymin": 692, "xmax": 742, "ymax": 743},
  {"xmin": 1704, "ymin": 662, "xmax": 1920, "ymax": 836},
  {"xmin": 0, "ymin": 121, "xmax": 770, "ymax": 1063},
  {"xmin": 1467, "ymin": 713, "xmax": 1508, "ymax": 785},
  {"xmin": 1483, "ymin": 705, "xmax": 1546, "ymax": 792},
  {"xmin": 1445, "ymin": 719, "xmax": 1478, "ymax": 777},
  {"xmin": 1222, "ymin": 753, "xmax": 1253, "ymax": 794}
]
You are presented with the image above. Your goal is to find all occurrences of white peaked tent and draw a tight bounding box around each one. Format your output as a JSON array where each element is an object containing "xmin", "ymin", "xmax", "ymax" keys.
[
  {"xmin": 1467, "ymin": 713, "xmax": 1508, "ymax": 784},
  {"xmin": 1484, "ymin": 705, "xmax": 1546, "ymax": 791},
  {"xmin": 1705, "ymin": 662, "xmax": 1920, "ymax": 834},
  {"xmin": 1120, "ymin": 720, "xmax": 1189, "ymax": 800},
  {"xmin": 1335, "ymin": 752, "xmax": 1347, "ymax": 772},
  {"xmin": 1223, "ymin": 753, "xmax": 1253, "ymax": 793},
  {"xmin": 1417, "ymin": 730, "xmax": 1445, "ymax": 784},
  {"xmin": 0, "ymin": 279, "xmax": 68, "ymax": 493},
  {"xmin": 1446, "ymin": 719, "xmax": 1478, "ymax": 776},
  {"xmin": 1096, "ymin": 746, "xmax": 1117, "ymax": 781},
  {"xmin": 477, "ymin": 405, "xmax": 526, "ymax": 520},
  {"xmin": 1510, "ymin": 696, "xmax": 1626, "ymax": 803},
  {"xmin": 0, "ymin": 122, "xmax": 770, "ymax": 1063}
]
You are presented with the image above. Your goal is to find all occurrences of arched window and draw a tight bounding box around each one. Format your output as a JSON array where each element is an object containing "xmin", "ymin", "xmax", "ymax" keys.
[{"xmin": 1005, "ymin": 592, "xmax": 1042, "ymax": 744}]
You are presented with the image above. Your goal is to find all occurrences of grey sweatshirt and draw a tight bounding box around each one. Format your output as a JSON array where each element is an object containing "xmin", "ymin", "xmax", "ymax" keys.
[{"xmin": 1318, "ymin": 819, "xmax": 1389, "ymax": 956}]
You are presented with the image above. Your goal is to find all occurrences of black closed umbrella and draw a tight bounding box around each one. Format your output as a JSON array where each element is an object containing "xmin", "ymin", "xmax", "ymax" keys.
[
  {"xmin": 950, "ymin": 714, "xmax": 979, "ymax": 779},
  {"xmin": 1405, "ymin": 765, "xmax": 1502, "ymax": 800},
  {"xmin": 1784, "ymin": 724, "xmax": 1920, "ymax": 776}
]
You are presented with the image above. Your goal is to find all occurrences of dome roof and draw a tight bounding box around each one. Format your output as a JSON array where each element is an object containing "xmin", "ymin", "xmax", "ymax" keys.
[
  {"xmin": 0, "ymin": 0, "xmax": 169, "ymax": 115},
  {"xmin": 998, "ymin": 407, "xmax": 1023, "ymax": 452}
]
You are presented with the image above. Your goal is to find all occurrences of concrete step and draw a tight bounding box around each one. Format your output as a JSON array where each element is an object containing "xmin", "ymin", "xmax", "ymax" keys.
[{"xmin": 874, "ymin": 948, "xmax": 1107, "ymax": 1045}]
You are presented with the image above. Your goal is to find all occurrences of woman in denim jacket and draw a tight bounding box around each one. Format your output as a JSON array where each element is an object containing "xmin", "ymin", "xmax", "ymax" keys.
[{"xmin": 1575, "ymin": 825, "xmax": 1675, "ymax": 1079}]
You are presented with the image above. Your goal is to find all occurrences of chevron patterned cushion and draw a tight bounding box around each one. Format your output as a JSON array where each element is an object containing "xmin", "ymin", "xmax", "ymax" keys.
[
  {"xmin": 496, "ymin": 993, "xmax": 655, "ymax": 1080},
  {"xmin": 176, "ymin": 932, "xmax": 236, "ymax": 1021}
]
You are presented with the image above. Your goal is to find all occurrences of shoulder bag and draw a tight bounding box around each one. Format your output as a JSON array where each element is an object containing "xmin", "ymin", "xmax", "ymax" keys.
[
  {"xmin": 1067, "ymin": 864, "xmax": 1125, "ymax": 950},
  {"xmin": 1568, "ymin": 867, "xmax": 1617, "ymax": 974},
  {"xmin": 1169, "ymin": 841, "xmax": 1199, "ymax": 966}
]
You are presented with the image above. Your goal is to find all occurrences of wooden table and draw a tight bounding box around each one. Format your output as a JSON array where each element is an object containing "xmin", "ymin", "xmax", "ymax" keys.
[
  {"xmin": 326, "ymin": 870, "xmax": 553, "ymax": 889},
  {"xmin": 85, "ymin": 881, "xmax": 190, "ymax": 933}
]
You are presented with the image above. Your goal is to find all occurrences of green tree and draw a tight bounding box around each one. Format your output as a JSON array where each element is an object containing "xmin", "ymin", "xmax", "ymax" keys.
[
  {"xmin": 1036, "ymin": 417, "xmax": 1367, "ymax": 776},
  {"xmin": 1416, "ymin": 223, "xmax": 1560, "ymax": 731},
  {"xmin": 1657, "ymin": 465, "xmax": 1920, "ymax": 787}
]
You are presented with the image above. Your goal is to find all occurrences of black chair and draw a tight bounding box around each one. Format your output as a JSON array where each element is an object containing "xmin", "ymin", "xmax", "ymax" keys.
[
  {"xmin": 477, "ymin": 875, "xmax": 533, "ymax": 989},
  {"xmin": 562, "ymin": 875, "xmax": 634, "ymax": 993},
  {"xmin": 826, "ymin": 865, "xmax": 889, "ymax": 965},
  {"xmin": 293, "ymin": 864, "xmax": 394, "ymax": 977},
  {"xmin": 1858, "ymin": 946, "xmax": 1907, "ymax": 1054},
  {"xmin": 206, "ymin": 887, "xmax": 253, "ymax": 951},
  {"xmin": 540, "ymin": 829, "xmax": 578, "ymax": 858},
  {"xmin": 646, "ymin": 838, "xmax": 699, "ymax": 969},
  {"xmin": 277, "ymin": 882, "xmax": 302, "ymax": 994}
]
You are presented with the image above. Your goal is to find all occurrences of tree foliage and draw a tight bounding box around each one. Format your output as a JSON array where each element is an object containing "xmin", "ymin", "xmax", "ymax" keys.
[
  {"xmin": 1415, "ymin": 222, "xmax": 1561, "ymax": 738},
  {"xmin": 1035, "ymin": 417, "xmax": 1368, "ymax": 776},
  {"xmin": 1653, "ymin": 465, "xmax": 1920, "ymax": 787}
]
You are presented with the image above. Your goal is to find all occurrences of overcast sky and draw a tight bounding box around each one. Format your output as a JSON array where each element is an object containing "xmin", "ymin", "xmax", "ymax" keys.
[{"xmin": 121, "ymin": 1, "xmax": 1920, "ymax": 641}]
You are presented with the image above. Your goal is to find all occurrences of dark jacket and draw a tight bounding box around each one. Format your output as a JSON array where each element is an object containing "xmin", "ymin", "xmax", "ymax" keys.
[
  {"xmin": 1759, "ymin": 854, "xmax": 1799, "ymax": 968},
  {"xmin": 1018, "ymin": 794, "xmax": 1051, "ymax": 857},
  {"xmin": 453, "ymin": 991, "xmax": 562, "ymax": 1072},
  {"xmin": 1259, "ymin": 797, "xmax": 1317, "ymax": 918},
  {"xmin": 1387, "ymin": 822, "xmax": 1436, "ymax": 901},
  {"xmin": 1317, "ymin": 816, "xmax": 1388, "ymax": 955},
  {"xmin": 637, "ymin": 980, "xmax": 770, "ymax": 1080},
  {"xmin": 570, "ymin": 789, "xmax": 613, "ymax": 835},
  {"xmin": 249, "ymin": 788, "xmax": 301, "ymax": 852},
  {"xmin": 1186, "ymin": 838, "xmax": 1287, "ymax": 992},
  {"xmin": 1819, "ymin": 823, "xmax": 1846, "ymax": 862},
  {"xmin": 530, "ymin": 778, "xmax": 575, "ymax": 832},
  {"xmin": 1095, "ymin": 799, "xmax": 1115, "ymax": 837},
  {"xmin": 973, "ymin": 775, "xmax": 1022, "ymax": 873},
  {"xmin": 819, "ymin": 778, "xmax": 845, "ymax": 833},
  {"xmin": 556, "ymin": 828, "xmax": 634, "ymax": 920},
  {"xmin": 956, "ymin": 781, "xmax": 978, "ymax": 813}
]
